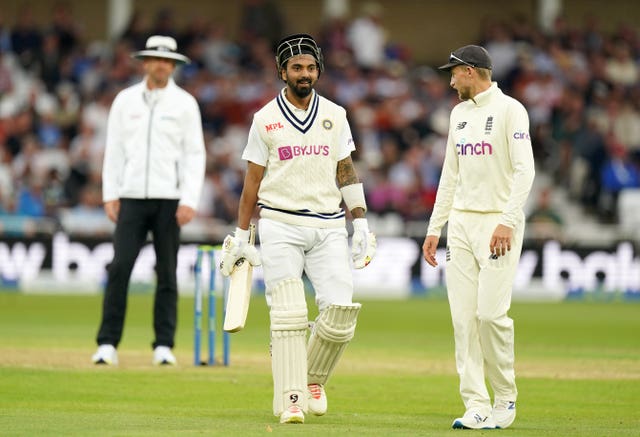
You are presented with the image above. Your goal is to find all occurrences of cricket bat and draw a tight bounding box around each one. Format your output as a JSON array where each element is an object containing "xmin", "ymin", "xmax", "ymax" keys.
[{"xmin": 223, "ymin": 223, "xmax": 256, "ymax": 332}]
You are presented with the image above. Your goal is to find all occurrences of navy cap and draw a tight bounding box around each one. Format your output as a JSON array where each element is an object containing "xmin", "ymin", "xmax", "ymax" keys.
[{"xmin": 438, "ymin": 45, "xmax": 492, "ymax": 70}]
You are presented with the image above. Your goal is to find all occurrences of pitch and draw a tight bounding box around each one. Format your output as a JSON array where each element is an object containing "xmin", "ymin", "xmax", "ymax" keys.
[{"xmin": 0, "ymin": 292, "xmax": 638, "ymax": 436}]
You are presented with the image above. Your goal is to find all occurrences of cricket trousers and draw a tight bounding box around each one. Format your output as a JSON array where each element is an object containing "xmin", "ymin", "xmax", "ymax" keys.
[
  {"xmin": 258, "ymin": 218, "xmax": 354, "ymax": 310},
  {"xmin": 96, "ymin": 198, "xmax": 180, "ymax": 349},
  {"xmin": 445, "ymin": 209, "xmax": 524, "ymax": 415}
]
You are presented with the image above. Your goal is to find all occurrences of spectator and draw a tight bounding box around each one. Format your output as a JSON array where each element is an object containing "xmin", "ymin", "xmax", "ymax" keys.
[
  {"xmin": 347, "ymin": 2, "xmax": 387, "ymax": 71},
  {"xmin": 526, "ymin": 186, "xmax": 564, "ymax": 241},
  {"xmin": 239, "ymin": 0, "xmax": 285, "ymax": 48},
  {"xmin": 10, "ymin": 5, "xmax": 42, "ymax": 69},
  {"xmin": 15, "ymin": 174, "xmax": 45, "ymax": 217},
  {"xmin": 605, "ymin": 40, "xmax": 638, "ymax": 87},
  {"xmin": 599, "ymin": 141, "xmax": 640, "ymax": 221}
]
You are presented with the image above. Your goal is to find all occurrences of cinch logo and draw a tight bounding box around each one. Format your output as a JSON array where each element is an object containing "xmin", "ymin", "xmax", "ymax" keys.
[
  {"xmin": 278, "ymin": 145, "xmax": 330, "ymax": 160},
  {"xmin": 456, "ymin": 141, "xmax": 493, "ymax": 156},
  {"xmin": 513, "ymin": 131, "xmax": 530, "ymax": 140},
  {"xmin": 266, "ymin": 122, "xmax": 284, "ymax": 132}
]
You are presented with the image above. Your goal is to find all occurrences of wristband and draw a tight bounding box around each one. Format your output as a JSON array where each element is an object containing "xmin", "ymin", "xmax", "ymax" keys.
[{"xmin": 340, "ymin": 183, "xmax": 367, "ymax": 212}]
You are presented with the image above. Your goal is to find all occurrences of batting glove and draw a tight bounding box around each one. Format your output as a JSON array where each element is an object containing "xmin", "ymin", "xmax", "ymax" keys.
[
  {"xmin": 219, "ymin": 227, "xmax": 261, "ymax": 276},
  {"xmin": 351, "ymin": 218, "xmax": 376, "ymax": 269}
]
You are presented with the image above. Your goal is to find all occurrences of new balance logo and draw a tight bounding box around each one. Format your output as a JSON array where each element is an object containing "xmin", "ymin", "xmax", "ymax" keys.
[
  {"xmin": 456, "ymin": 121, "xmax": 467, "ymax": 130},
  {"xmin": 473, "ymin": 413, "xmax": 486, "ymax": 423}
]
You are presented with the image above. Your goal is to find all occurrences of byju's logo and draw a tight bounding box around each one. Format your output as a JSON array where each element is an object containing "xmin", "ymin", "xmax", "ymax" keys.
[
  {"xmin": 278, "ymin": 146, "xmax": 293, "ymax": 160},
  {"xmin": 277, "ymin": 145, "xmax": 330, "ymax": 161},
  {"xmin": 456, "ymin": 121, "xmax": 467, "ymax": 130},
  {"xmin": 456, "ymin": 141, "xmax": 493, "ymax": 156}
]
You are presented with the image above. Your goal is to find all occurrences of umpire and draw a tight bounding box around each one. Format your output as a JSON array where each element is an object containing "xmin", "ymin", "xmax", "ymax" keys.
[{"xmin": 92, "ymin": 35, "xmax": 206, "ymax": 366}]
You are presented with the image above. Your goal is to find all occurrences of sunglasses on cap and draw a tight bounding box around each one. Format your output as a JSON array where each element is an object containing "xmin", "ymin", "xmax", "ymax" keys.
[{"xmin": 449, "ymin": 53, "xmax": 476, "ymax": 68}]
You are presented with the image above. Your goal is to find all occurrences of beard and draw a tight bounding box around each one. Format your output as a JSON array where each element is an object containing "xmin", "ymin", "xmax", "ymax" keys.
[
  {"xmin": 457, "ymin": 86, "xmax": 472, "ymax": 101},
  {"xmin": 287, "ymin": 78, "xmax": 314, "ymax": 98}
]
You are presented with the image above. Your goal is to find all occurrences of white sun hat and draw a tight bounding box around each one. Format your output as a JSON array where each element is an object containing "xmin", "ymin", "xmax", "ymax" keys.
[{"xmin": 131, "ymin": 35, "xmax": 190, "ymax": 64}]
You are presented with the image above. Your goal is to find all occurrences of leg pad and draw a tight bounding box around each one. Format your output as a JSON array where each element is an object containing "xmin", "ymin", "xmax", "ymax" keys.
[
  {"xmin": 270, "ymin": 278, "xmax": 308, "ymax": 415},
  {"xmin": 307, "ymin": 303, "xmax": 361, "ymax": 385}
]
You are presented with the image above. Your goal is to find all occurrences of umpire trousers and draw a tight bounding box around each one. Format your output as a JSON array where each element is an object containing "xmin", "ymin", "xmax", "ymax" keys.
[{"xmin": 96, "ymin": 198, "xmax": 180, "ymax": 349}]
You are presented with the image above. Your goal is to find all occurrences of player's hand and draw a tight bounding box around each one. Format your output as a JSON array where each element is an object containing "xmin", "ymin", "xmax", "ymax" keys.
[
  {"xmin": 422, "ymin": 235, "xmax": 439, "ymax": 267},
  {"xmin": 219, "ymin": 227, "xmax": 261, "ymax": 276},
  {"xmin": 489, "ymin": 224, "xmax": 513, "ymax": 257},
  {"xmin": 351, "ymin": 218, "xmax": 376, "ymax": 269}
]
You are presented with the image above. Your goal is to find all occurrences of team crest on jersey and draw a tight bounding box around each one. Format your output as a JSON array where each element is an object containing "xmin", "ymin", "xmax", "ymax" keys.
[
  {"xmin": 485, "ymin": 116, "xmax": 493, "ymax": 135},
  {"xmin": 322, "ymin": 119, "xmax": 333, "ymax": 130}
]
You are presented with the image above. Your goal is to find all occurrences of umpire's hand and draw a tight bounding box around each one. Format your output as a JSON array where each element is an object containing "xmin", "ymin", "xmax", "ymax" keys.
[
  {"xmin": 104, "ymin": 200, "xmax": 120, "ymax": 223},
  {"xmin": 176, "ymin": 205, "xmax": 196, "ymax": 226}
]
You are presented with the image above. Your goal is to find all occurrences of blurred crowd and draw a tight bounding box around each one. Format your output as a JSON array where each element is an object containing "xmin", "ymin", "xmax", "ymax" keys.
[{"xmin": 0, "ymin": 1, "xmax": 639, "ymax": 239}]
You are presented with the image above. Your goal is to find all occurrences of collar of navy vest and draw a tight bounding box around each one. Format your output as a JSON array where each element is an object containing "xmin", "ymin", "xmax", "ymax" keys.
[{"xmin": 276, "ymin": 89, "xmax": 319, "ymax": 134}]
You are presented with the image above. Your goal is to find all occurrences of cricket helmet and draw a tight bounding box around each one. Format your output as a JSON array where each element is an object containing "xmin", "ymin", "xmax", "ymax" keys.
[{"xmin": 275, "ymin": 33, "xmax": 324, "ymax": 75}]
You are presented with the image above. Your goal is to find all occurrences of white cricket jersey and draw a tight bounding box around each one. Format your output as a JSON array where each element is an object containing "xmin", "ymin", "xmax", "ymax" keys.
[
  {"xmin": 243, "ymin": 89, "xmax": 355, "ymax": 228},
  {"xmin": 427, "ymin": 82, "xmax": 535, "ymax": 236}
]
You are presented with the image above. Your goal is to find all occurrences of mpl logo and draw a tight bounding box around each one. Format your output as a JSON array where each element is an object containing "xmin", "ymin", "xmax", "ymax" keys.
[
  {"xmin": 266, "ymin": 122, "xmax": 284, "ymax": 132},
  {"xmin": 513, "ymin": 131, "xmax": 530, "ymax": 140}
]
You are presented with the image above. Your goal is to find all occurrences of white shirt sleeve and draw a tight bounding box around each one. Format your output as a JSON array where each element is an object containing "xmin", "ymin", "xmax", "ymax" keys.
[
  {"xmin": 102, "ymin": 93, "xmax": 125, "ymax": 202},
  {"xmin": 500, "ymin": 101, "xmax": 535, "ymax": 228},
  {"xmin": 337, "ymin": 121, "xmax": 356, "ymax": 160},
  {"xmin": 427, "ymin": 121, "xmax": 458, "ymax": 237},
  {"xmin": 178, "ymin": 96, "xmax": 206, "ymax": 209},
  {"xmin": 241, "ymin": 119, "xmax": 269, "ymax": 166}
]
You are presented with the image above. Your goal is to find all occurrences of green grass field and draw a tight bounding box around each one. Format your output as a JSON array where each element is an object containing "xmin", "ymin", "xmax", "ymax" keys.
[{"xmin": 0, "ymin": 292, "xmax": 639, "ymax": 436}]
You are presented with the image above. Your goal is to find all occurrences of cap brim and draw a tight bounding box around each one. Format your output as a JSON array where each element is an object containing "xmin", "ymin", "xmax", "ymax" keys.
[
  {"xmin": 438, "ymin": 61, "xmax": 462, "ymax": 71},
  {"xmin": 132, "ymin": 50, "xmax": 190, "ymax": 65}
]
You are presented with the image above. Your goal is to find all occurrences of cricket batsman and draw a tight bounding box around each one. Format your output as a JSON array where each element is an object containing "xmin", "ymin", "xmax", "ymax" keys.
[
  {"xmin": 219, "ymin": 33, "xmax": 376, "ymax": 424},
  {"xmin": 422, "ymin": 45, "xmax": 535, "ymax": 429}
]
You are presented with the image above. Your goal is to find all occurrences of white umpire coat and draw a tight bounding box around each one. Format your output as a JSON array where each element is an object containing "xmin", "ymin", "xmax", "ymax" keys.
[{"xmin": 102, "ymin": 78, "xmax": 205, "ymax": 209}]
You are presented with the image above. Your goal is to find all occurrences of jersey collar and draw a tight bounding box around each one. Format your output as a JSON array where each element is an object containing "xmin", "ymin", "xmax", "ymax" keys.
[
  {"xmin": 470, "ymin": 82, "xmax": 499, "ymax": 107},
  {"xmin": 276, "ymin": 88, "xmax": 319, "ymax": 134}
]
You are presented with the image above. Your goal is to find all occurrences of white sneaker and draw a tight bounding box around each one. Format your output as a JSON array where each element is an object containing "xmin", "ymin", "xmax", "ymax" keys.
[
  {"xmin": 493, "ymin": 400, "xmax": 516, "ymax": 429},
  {"xmin": 92, "ymin": 344, "xmax": 118, "ymax": 365},
  {"xmin": 308, "ymin": 383, "xmax": 327, "ymax": 416},
  {"xmin": 152, "ymin": 346, "xmax": 177, "ymax": 365},
  {"xmin": 280, "ymin": 405, "xmax": 304, "ymax": 424},
  {"xmin": 452, "ymin": 410, "xmax": 496, "ymax": 429}
]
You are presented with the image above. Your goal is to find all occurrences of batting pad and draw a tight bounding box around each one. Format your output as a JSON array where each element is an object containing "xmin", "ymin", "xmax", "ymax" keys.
[
  {"xmin": 270, "ymin": 278, "xmax": 309, "ymax": 416},
  {"xmin": 307, "ymin": 303, "xmax": 361, "ymax": 385}
]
